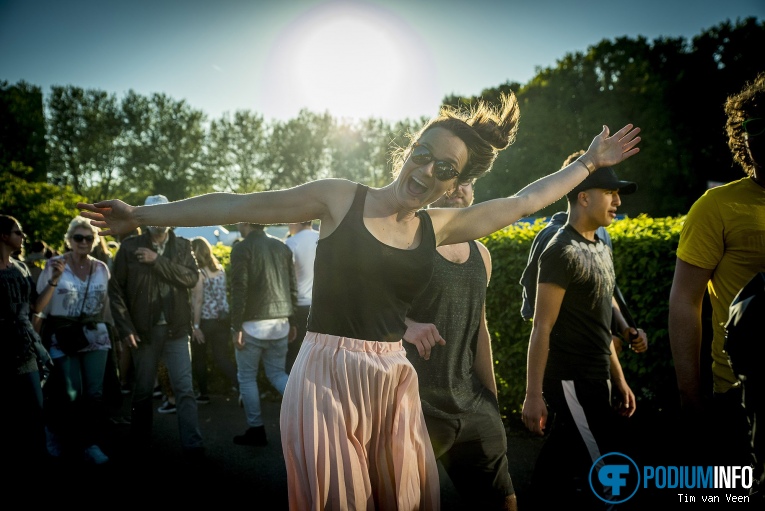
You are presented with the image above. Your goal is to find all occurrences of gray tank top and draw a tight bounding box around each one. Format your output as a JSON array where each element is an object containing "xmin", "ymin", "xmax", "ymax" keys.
[{"xmin": 405, "ymin": 240, "xmax": 490, "ymax": 417}]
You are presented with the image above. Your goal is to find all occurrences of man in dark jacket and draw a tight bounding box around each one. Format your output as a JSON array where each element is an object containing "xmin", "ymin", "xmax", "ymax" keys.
[
  {"xmin": 230, "ymin": 223, "xmax": 297, "ymax": 446},
  {"xmin": 109, "ymin": 195, "xmax": 203, "ymax": 454}
]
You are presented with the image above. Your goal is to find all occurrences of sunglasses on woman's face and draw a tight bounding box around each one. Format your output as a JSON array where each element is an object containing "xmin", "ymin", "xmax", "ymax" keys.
[
  {"xmin": 409, "ymin": 144, "xmax": 460, "ymax": 182},
  {"xmin": 72, "ymin": 234, "xmax": 95, "ymax": 243}
]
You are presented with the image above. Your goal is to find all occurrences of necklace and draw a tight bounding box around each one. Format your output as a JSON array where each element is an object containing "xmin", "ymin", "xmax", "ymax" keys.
[{"xmin": 68, "ymin": 253, "xmax": 89, "ymax": 270}]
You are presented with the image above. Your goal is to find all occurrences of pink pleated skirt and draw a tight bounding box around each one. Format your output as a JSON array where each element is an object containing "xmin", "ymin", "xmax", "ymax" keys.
[{"xmin": 280, "ymin": 332, "xmax": 440, "ymax": 511}]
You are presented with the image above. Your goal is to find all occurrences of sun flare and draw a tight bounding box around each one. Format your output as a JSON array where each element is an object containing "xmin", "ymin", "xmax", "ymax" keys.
[{"xmin": 261, "ymin": 2, "xmax": 439, "ymax": 121}]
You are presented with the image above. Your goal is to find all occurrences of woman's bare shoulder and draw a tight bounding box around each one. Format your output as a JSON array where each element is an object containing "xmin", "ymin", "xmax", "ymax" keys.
[{"xmin": 304, "ymin": 178, "xmax": 359, "ymax": 229}]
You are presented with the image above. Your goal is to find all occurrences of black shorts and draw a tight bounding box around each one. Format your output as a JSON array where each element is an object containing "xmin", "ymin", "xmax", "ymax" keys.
[{"xmin": 423, "ymin": 391, "xmax": 515, "ymax": 504}]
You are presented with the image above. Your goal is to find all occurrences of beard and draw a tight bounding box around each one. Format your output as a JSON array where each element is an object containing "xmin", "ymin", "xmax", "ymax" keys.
[
  {"xmin": 148, "ymin": 226, "xmax": 169, "ymax": 236},
  {"xmin": 747, "ymin": 136, "xmax": 764, "ymax": 172}
]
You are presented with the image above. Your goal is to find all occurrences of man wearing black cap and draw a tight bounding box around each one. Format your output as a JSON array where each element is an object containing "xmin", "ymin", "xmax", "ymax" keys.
[
  {"xmin": 520, "ymin": 150, "xmax": 648, "ymax": 354},
  {"xmin": 521, "ymin": 158, "xmax": 638, "ymax": 508}
]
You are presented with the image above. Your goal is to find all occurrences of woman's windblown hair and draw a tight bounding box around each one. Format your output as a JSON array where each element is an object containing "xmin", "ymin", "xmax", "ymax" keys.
[{"xmin": 393, "ymin": 92, "xmax": 520, "ymax": 183}]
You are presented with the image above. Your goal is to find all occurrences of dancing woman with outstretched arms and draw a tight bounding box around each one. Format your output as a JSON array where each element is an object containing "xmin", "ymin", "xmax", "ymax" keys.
[{"xmin": 80, "ymin": 93, "xmax": 640, "ymax": 510}]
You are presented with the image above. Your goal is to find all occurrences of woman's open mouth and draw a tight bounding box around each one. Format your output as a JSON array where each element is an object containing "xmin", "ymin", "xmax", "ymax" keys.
[{"xmin": 407, "ymin": 176, "xmax": 429, "ymax": 196}]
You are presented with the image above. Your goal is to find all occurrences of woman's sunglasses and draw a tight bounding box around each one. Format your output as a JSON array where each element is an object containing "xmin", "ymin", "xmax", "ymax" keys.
[
  {"xmin": 72, "ymin": 234, "xmax": 95, "ymax": 243},
  {"xmin": 743, "ymin": 118, "xmax": 764, "ymax": 137},
  {"xmin": 409, "ymin": 144, "xmax": 460, "ymax": 181}
]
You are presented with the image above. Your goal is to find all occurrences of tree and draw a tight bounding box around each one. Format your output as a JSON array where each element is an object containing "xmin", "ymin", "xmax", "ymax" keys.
[
  {"xmin": 120, "ymin": 91, "xmax": 209, "ymax": 202},
  {"xmin": 206, "ymin": 110, "xmax": 268, "ymax": 193},
  {"xmin": 0, "ymin": 81, "xmax": 47, "ymax": 181},
  {"xmin": 450, "ymin": 17, "xmax": 765, "ymax": 217},
  {"xmin": 46, "ymin": 85, "xmax": 123, "ymax": 199},
  {"xmin": 0, "ymin": 164, "xmax": 86, "ymax": 252},
  {"xmin": 261, "ymin": 110, "xmax": 333, "ymax": 190}
]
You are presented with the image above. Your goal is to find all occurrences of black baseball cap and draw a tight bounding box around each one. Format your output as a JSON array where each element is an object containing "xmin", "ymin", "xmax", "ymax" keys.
[{"xmin": 568, "ymin": 166, "xmax": 637, "ymax": 199}]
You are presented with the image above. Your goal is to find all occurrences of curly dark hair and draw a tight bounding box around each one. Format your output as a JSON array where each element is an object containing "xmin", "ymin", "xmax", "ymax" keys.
[
  {"xmin": 724, "ymin": 72, "xmax": 765, "ymax": 177},
  {"xmin": 392, "ymin": 92, "xmax": 520, "ymax": 184}
]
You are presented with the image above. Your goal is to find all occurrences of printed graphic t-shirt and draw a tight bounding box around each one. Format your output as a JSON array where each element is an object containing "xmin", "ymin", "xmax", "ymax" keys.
[{"xmin": 538, "ymin": 224, "xmax": 615, "ymax": 380}]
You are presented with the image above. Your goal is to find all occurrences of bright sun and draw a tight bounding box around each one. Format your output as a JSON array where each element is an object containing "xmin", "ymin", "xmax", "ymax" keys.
[{"xmin": 261, "ymin": 2, "xmax": 439, "ymax": 121}]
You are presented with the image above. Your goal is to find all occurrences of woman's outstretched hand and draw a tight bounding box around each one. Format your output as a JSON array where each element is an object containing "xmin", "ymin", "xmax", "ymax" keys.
[
  {"xmin": 77, "ymin": 200, "xmax": 138, "ymax": 237},
  {"xmin": 585, "ymin": 124, "xmax": 642, "ymax": 169}
]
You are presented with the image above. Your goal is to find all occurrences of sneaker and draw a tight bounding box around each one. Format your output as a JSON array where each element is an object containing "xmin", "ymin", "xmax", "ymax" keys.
[
  {"xmin": 157, "ymin": 401, "xmax": 177, "ymax": 414},
  {"xmin": 153, "ymin": 385, "xmax": 162, "ymax": 398},
  {"xmin": 83, "ymin": 444, "xmax": 109, "ymax": 465},
  {"xmin": 120, "ymin": 383, "xmax": 132, "ymax": 395},
  {"xmin": 233, "ymin": 426, "xmax": 267, "ymax": 446},
  {"xmin": 196, "ymin": 394, "xmax": 210, "ymax": 404}
]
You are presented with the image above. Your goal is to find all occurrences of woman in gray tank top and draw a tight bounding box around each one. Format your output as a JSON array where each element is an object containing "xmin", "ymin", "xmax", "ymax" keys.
[{"xmin": 80, "ymin": 93, "xmax": 640, "ymax": 510}]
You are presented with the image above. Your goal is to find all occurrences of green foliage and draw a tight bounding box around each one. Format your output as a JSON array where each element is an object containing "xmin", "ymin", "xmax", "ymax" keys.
[
  {"xmin": 452, "ymin": 17, "xmax": 765, "ymax": 217},
  {"xmin": 0, "ymin": 167, "xmax": 87, "ymax": 252},
  {"xmin": 211, "ymin": 243, "xmax": 232, "ymax": 272},
  {"xmin": 207, "ymin": 111, "xmax": 267, "ymax": 193},
  {"xmin": 46, "ymin": 86, "xmax": 122, "ymax": 198},
  {"xmin": 120, "ymin": 91, "xmax": 210, "ymax": 202},
  {"xmin": 0, "ymin": 81, "xmax": 47, "ymax": 181},
  {"xmin": 608, "ymin": 215, "xmax": 684, "ymax": 409},
  {"xmin": 263, "ymin": 110, "xmax": 333, "ymax": 189},
  {"xmin": 481, "ymin": 215, "xmax": 684, "ymax": 421}
]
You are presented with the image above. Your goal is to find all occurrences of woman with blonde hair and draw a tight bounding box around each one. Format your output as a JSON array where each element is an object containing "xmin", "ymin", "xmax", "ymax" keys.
[
  {"xmin": 80, "ymin": 93, "xmax": 640, "ymax": 509},
  {"xmin": 190, "ymin": 236, "xmax": 238, "ymax": 402},
  {"xmin": 38, "ymin": 215, "xmax": 112, "ymax": 464}
]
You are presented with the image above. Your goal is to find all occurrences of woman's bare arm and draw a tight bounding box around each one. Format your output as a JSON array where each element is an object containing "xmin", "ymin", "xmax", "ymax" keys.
[
  {"xmin": 430, "ymin": 124, "xmax": 641, "ymax": 245},
  {"xmin": 78, "ymin": 179, "xmax": 357, "ymax": 237}
]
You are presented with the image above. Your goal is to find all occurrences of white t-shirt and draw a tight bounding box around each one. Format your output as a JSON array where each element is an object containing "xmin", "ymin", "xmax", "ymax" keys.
[
  {"xmin": 37, "ymin": 256, "xmax": 111, "ymax": 358},
  {"xmin": 285, "ymin": 228, "xmax": 319, "ymax": 307},
  {"xmin": 242, "ymin": 318, "xmax": 290, "ymax": 340}
]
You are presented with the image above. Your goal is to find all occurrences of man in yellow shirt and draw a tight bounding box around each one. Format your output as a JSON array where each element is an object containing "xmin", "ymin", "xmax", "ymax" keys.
[{"xmin": 670, "ymin": 73, "xmax": 765, "ymax": 471}]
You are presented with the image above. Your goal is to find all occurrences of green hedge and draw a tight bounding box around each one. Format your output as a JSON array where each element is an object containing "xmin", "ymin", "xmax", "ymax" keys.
[{"xmin": 482, "ymin": 215, "xmax": 684, "ymax": 421}]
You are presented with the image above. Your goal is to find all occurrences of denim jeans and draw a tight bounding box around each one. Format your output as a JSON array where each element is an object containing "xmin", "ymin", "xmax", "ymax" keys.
[
  {"xmin": 46, "ymin": 350, "xmax": 109, "ymax": 450},
  {"xmin": 235, "ymin": 332, "xmax": 289, "ymax": 427},
  {"xmin": 131, "ymin": 324, "xmax": 203, "ymax": 450}
]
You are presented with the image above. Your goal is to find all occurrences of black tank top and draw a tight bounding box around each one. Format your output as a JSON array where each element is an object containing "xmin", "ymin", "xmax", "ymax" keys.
[
  {"xmin": 308, "ymin": 184, "xmax": 436, "ymax": 343},
  {"xmin": 405, "ymin": 241, "xmax": 488, "ymax": 417}
]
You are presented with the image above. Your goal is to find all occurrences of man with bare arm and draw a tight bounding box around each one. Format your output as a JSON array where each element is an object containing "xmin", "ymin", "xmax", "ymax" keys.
[
  {"xmin": 404, "ymin": 180, "xmax": 517, "ymax": 510},
  {"xmin": 522, "ymin": 167, "xmax": 638, "ymax": 509},
  {"xmin": 669, "ymin": 74, "xmax": 765, "ymax": 493}
]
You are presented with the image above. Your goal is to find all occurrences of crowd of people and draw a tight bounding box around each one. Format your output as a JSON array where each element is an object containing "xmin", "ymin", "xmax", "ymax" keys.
[{"xmin": 3, "ymin": 72, "xmax": 763, "ymax": 509}]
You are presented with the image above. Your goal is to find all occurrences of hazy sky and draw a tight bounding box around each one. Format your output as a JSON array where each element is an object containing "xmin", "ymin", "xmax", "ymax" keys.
[{"xmin": 1, "ymin": 0, "xmax": 763, "ymax": 122}]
